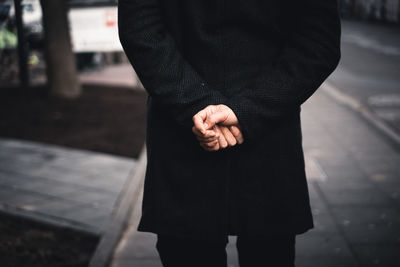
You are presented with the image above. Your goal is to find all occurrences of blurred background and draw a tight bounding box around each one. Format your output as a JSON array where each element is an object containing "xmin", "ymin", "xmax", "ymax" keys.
[{"xmin": 0, "ymin": 0, "xmax": 399, "ymax": 266}]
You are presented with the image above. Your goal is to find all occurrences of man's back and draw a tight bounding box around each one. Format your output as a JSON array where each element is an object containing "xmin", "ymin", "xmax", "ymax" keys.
[
  {"xmin": 158, "ymin": 0, "xmax": 289, "ymax": 96},
  {"xmin": 118, "ymin": 0, "xmax": 340, "ymax": 239}
]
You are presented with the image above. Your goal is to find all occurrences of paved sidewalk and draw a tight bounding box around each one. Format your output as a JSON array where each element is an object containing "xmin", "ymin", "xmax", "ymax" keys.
[
  {"xmin": 299, "ymin": 86, "xmax": 400, "ymax": 267},
  {"xmin": 328, "ymin": 20, "xmax": 400, "ymax": 136},
  {"xmin": 109, "ymin": 85, "xmax": 400, "ymax": 267},
  {"xmin": 0, "ymin": 138, "xmax": 137, "ymax": 235},
  {"xmin": 26, "ymin": 62, "xmax": 144, "ymax": 90},
  {"xmin": 79, "ymin": 63, "xmax": 144, "ymax": 90}
]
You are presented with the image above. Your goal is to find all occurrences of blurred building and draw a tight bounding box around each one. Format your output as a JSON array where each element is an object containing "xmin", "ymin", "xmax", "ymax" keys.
[
  {"xmin": 68, "ymin": 0, "xmax": 125, "ymax": 70},
  {"xmin": 340, "ymin": 0, "xmax": 400, "ymax": 23},
  {"xmin": 1, "ymin": 0, "xmax": 125, "ymax": 77},
  {"xmin": 68, "ymin": 0, "xmax": 121, "ymax": 53},
  {"xmin": 68, "ymin": 0, "xmax": 117, "ymax": 7}
]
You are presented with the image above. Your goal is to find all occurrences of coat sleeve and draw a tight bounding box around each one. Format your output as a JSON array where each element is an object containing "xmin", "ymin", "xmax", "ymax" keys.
[
  {"xmin": 226, "ymin": 0, "xmax": 341, "ymax": 141},
  {"xmin": 118, "ymin": 0, "xmax": 228, "ymax": 128}
]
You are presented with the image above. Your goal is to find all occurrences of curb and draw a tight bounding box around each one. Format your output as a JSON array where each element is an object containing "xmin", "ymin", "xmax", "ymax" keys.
[
  {"xmin": 0, "ymin": 205, "xmax": 99, "ymax": 237},
  {"xmin": 322, "ymin": 82, "xmax": 400, "ymax": 147},
  {"xmin": 89, "ymin": 146, "xmax": 147, "ymax": 267},
  {"xmin": 81, "ymin": 81, "xmax": 145, "ymax": 92}
]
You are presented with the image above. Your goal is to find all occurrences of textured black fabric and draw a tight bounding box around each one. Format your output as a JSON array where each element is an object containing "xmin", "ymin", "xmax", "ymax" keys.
[
  {"xmin": 156, "ymin": 234, "xmax": 228, "ymax": 267},
  {"xmin": 118, "ymin": 0, "xmax": 341, "ymax": 238},
  {"xmin": 156, "ymin": 234, "xmax": 295, "ymax": 267},
  {"xmin": 236, "ymin": 235, "xmax": 296, "ymax": 267}
]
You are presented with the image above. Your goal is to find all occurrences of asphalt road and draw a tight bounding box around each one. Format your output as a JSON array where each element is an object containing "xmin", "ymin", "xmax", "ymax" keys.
[{"xmin": 328, "ymin": 19, "xmax": 400, "ymax": 134}]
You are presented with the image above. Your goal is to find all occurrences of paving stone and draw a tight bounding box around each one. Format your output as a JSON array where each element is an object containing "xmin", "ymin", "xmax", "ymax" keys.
[
  {"xmin": 352, "ymin": 150, "xmax": 400, "ymax": 163},
  {"xmin": 0, "ymin": 156, "xmax": 48, "ymax": 173},
  {"xmin": 0, "ymin": 170, "xmax": 93, "ymax": 200},
  {"xmin": 79, "ymin": 214, "xmax": 110, "ymax": 233},
  {"xmin": 77, "ymin": 176, "xmax": 127, "ymax": 193},
  {"xmin": 25, "ymin": 166, "xmax": 124, "ymax": 193},
  {"xmin": 352, "ymin": 245, "xmax": 400, "ymax": 267},
  {"xmin": 114, "ymin": 229, "xmax": 159, "ymax": 260},
  {"xmin": 356, "ymin": 159, "xmax": 400, "ymax": 177},
  {"xmin": 316, "ymin": 164, "xmax": 365, "ymax": 180},
  {"xmin": 303, "ymin": 141, "xmax": 341, "ymax": 152},
  {"xmin": 33, "ymin": 166, "xmax": 97, "ymax": 183},
  {"xmin": 0, "ymin": 170, "xmax": 39, "ymax": 188},
  {"xmin": 322, "ymin": 187, "xmax": 391, "ymax": 206},
  {"xmin": 0, "ymin": 138, "xmax": 105, "ymax": 160},
  {"xmin": 48, "ymin": 154, "xmax": 134, "ymax": 177},
  {"xmin": 310, "ymin": 209, "xmax": 338, "ymax": 235},
  {"xmin": 15, "ymin": 164, "xmax": 94, "ymax": 184},
  {"xmin": 296, "ymin": 257, "xmax": 358, "ymax": 267},
  {"xmin": 307, "ymin": 183, "xmax": 321, "ymax": 202},
  {"xmin": 375, "ymin": 182, "xmax": 400, "ymax": 208},
  {"xmin": 296, "ymin": 234, "xmax": 358, "ymax": 267},
  {"xmin": 368, "ymin": 171, "xmax": 400, "ymax": 185},
  {"xmin": 313, "ymin": 154, "xmax": 356, "ymax": 170},
  {"xmin": 317, "ymin": 176, "xmax": 375, "ymax": 192},
  {"xmin": 331, "ymin": 206, "xmax": 400, "ymax": 244},
  {"xmin": 0, "ymin": 187, "xmax": 21, "ymax": 202},
  {"xmin": 61, "ymin": 188, "xmax": 118, "ymax": 209},
  {"xmin": 22, "ymin": 181, "xmax": 82, "ymax": 198},
  {"xmin": 29, "ymin": 199, "xmax": 83, "ymax": 217},
  {"xmin": 61, "ymin": 204, "xmax": 113, "ymax": 222},
  {"xmin": 0, "ymin": 144, "xmax": 58, "ymax": 164},
  {"xmin": 110, "ymin": 258, "xmax": 162, "ymax": 267},
  {"xmin": 0, "ymin": 187, "xmax": 50, "ymax": 210},
  {"xmin": 306, "ymin": 184, "xmax": 339, "ymax": 235}
]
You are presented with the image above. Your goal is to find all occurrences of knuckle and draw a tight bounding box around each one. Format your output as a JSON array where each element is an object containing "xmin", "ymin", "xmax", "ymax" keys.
[{"xmin": 205, "ymin": 142, "xmax": 214, "ymax": 148}]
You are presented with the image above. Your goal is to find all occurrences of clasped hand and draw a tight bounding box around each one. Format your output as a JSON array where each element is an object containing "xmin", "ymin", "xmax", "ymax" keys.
[{"xmin": 192, "ymin": 105, "xmax": 244, "ymax": 152}]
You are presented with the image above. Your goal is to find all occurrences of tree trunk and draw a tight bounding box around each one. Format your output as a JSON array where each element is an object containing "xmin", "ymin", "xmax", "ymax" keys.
[
  {"xmin": 14, "ymin": 0, "xmax": 29, "ymax": 87},
  {"xmin": 40, "ymin": 0, "xmax": 80, "ymax": 98}
]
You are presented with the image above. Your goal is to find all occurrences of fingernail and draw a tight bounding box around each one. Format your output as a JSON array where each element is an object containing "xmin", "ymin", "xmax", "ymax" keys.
[{"xmin": 204, "ymin": 123, "xmax": 208, "ymax": 128}]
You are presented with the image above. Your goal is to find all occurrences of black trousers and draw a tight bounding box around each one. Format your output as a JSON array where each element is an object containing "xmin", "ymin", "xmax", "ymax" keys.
[{"xmin": 156, "ymin": 234, "xmax": 296, "ymax": 267}]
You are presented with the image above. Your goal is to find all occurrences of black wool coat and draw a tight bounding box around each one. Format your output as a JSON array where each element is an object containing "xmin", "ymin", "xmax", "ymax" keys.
[{"xmin": 118, "ymin": 0, "xmax": 341, "ymax": 239}]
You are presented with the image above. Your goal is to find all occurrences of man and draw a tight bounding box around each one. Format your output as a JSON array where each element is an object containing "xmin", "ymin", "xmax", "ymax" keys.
[{"xmin": 118, "ymin": 0, "xmax": 341, "ymax": 266}]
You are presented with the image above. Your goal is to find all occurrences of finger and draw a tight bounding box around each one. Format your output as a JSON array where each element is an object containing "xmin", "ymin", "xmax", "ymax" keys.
[
  {"xmin": 205, "ymin": 111, "xmax": 228, "ymax": 130},
  {"xmin": 215, "ymin": 126, "xmax": 228, "ymax": 149},
  {"xmin": 192, "ymin": 126, "xmax": 218, "ymax": 139},
  {"xmin": 221, "ymin": 126, "xmax": 237, "ymax": 146},
  {"xmin": 229, "ymin": 125, "xmax": 244, "ymax": 144},
  {"xmin": 200, "ymin": 142, "xmax": 211, "ymax": 151},
  {"xmin": 196, "ymin": 134, "xmax": 219, "ymax": 142},
  {"xmin": 200, "ymin": 141, "xmax": 219, "ymax": 152},
  {"xmin": 200, "ymin": 139, "xmax": 219, "ymax": 148},
  {"xmin": 192, "ymin": 110, "xmax": 208, "ymax": 134}
]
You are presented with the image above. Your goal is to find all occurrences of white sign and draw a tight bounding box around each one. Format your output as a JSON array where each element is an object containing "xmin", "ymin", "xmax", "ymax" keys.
[{"xmin": 68, "ymin": 6, "xmax": 123, "ymax": 52}]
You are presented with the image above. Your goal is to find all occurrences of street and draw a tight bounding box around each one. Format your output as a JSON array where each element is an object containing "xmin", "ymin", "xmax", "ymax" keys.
[{"xmin": 329, "ymin": 19, "xmax": 400, "ymax": 134}]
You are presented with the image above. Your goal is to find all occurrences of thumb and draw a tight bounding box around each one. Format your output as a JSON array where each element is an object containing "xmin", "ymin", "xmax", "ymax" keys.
[{"xmin": 205, "ymin": 112, "xmax": 227, "ymax": 130}]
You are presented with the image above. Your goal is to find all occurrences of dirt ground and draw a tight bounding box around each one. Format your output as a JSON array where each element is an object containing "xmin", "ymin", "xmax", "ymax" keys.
[
  {"xmin": 0, "ymin": 211, "xmax": 99, "ymax": 267},
  {"xmin": 0, "ymin": 85, "xmax": 147, "ymax": 158}
]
